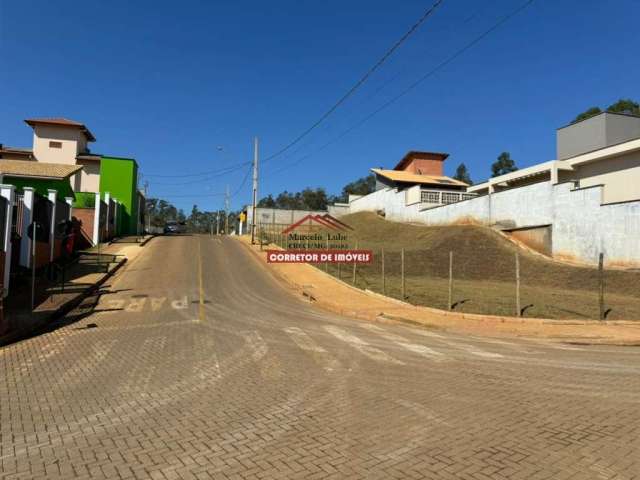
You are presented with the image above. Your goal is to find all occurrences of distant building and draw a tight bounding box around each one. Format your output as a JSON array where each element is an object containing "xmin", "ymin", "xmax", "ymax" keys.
[
  {"xmin": 340, "ymin": 112, "xmax": 640, "ymax": 266},
  {"xmin": 468, "ymin": 112, "xmax": 640, "ymax": 204},
  {"xmin": 373, "ymin": 151, "xmax": 467, "ymax": 190},
  {"xmin": 0, "ymin": 117, "xmax": 144, "ymax": 235},
  {"xmin": 371, "ymin": 150, "xmax": 474, "ymax": 208}
]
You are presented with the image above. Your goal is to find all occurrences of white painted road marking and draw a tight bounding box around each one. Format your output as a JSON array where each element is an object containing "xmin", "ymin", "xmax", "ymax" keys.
[
  {"xmin": 242, "ymin": 331, "xmax": 268, "ymax": 361},
  {"xmin": 401, "ymin": 327, "xmax": 504, "ymax": 359},
  {"xmin": 150, "ymin": 297, "xmax": 167, "ymax": 311},
  {"xmin": 443, "ymin": 340, "xmax": 503, "ymax": 359},
  {"xmin": 406, "ymin": 328, "xmax": 445, "ymax": 339},
  {"xmin": 284, "ymin": 327, "xmax": 326, "ymax": 353},
  {"xmin": 125, "ymin": 297, "xmax": 147, "ymax": 312},
  {"xmin": 361, "ymin": 324, "xmax": 445, "ymax": 362},
  {"xmin": 324, "ymin": 326, "xmax": 404, "ymax": 365},
  {"xmin": 171, "ymin": 296, "xmax": 189, "ymax": 309},
  {"xmin": 104, "ymin": 299, "xmax": 126, "ymax": 311},
  {"xmin": 526, "ymin": 339, "xmax": 584, "ymax": 351},
  {"xmin": 468, "ymin": 335, "xmax": 537, "ymax": 354}
]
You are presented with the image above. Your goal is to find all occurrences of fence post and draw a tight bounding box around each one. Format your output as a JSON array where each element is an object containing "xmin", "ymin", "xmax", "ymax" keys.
[
  {"xmin": 31, "ymin": 221, "xmax": 37, "ymax": 311},
  {"xmin": 381, "ymin": 247, "xmax": 385, "ymax": 295},
  {"xmin": 598, "ymin": 252, "xmax": 605, "ymax": 321},
  {"xmin": 352, "ymin": 240, "xmax": 358, "ymax": 285},
  {"xmin": 448, "ymin": 251, "xmax": 453, "ymax": 311},
  {"xmin": 20, "ymin": 187, "xmax": 35, "ymax": 268},
  {"xmin": 401, "ymin": 248, "xmax": 405, "ymax": 301},
  {"xmin": 1, "ymin": 185, "xmax": 15, "ymax": 299},
  {"xmin": 65, "ymin": 197, "xmax": 73, "ymax": 221},
  {"xmin": 324, "ymin": 234, "xmax": 329, "ymax": 271},
  {"xmin": 515, "ymin": 252, "xmax": 521, "ymax": 317},
  {"xmin": 47, "ymin": 189, "xmax": 57, "ymax": 264},
  {"xmin": 103, "ymin": 192, "xmax": 111, "ymax": 240}
]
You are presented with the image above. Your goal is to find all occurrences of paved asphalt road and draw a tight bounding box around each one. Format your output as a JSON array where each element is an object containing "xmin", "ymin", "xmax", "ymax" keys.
[{"xmin": 1, "ymin": 235, "xmax": 639, "ymax": 480}]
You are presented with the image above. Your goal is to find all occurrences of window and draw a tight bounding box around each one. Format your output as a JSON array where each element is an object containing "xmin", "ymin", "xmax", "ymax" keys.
[{"xmin": 49, "ymin": 141, "xmax": 62, "ymax": 149}]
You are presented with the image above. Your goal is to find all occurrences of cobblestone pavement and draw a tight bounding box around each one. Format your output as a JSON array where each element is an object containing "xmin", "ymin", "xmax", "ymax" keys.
[{"xmin": 1, "ymin": 235, "xmax": 639, "ymax": 479}]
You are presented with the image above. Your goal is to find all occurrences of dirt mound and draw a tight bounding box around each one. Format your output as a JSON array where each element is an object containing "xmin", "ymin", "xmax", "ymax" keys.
[{"xmin": 331, "ymin": 212, "xmax": 640, "ymax": 319}]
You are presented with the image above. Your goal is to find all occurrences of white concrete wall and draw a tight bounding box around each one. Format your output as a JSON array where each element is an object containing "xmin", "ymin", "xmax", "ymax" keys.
[
  {"xmin": 349, "ymin": 188, "xmax": 425, "ymax": 223},
  {"xmin": 405, "ymin": 185, "xmax": 421, "ymax": 205},
  {"xmin": 341, "ymin": 181, "xmax": 640, "ymax": 266},
  {"xmin": 247, "ymin": 207, "xmax": 328, "ymax": 226},
  {"xmin": 573, "ymin": 150, "xmax": 640, "ymax": 204},
  {"xmin": 328, "ymin": 204, "xmax": 350, "ymax": 217}
]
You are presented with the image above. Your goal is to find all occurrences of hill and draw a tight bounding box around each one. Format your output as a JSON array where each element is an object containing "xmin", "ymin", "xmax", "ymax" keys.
[{"xmin": 326, "ymin": 212, "xmax": 640, "ymax": 320}]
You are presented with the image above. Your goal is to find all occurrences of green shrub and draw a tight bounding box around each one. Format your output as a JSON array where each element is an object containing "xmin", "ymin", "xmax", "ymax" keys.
[{"xmin": 73, "ymin": 192, "xmax": 96, "ymax": 208}]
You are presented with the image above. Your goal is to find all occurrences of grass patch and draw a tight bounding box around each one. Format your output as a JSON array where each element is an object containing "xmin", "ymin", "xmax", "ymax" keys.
[{"xmin": 318, "ymin": 212, "xmax": 640, "ymax": 320}]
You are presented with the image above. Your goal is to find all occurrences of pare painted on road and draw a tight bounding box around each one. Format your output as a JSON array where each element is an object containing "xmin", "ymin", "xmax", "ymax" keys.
[{"xmin": 101, "ymin": 295, "xmax": 192, "ymax": 313}]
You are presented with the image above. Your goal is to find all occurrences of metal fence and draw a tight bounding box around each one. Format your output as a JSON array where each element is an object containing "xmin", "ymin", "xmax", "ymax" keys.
[
  {"xmin": 0, "ymin": 196, "xmax": 6, "ymax": 252},
  {"xmin": 56, "ymin": 199, "xmax": 70, "ymax": 225},
  {"xmin": 420, "ymin": 189, "xmax": 477, "ymax": 205},
  {"xmin": 12, "ymin": 194, "xmax": 24, "ymax": 236},
  {"xmin": 256, "ymin": 222, "xmax": 640, "ymax": 321}
]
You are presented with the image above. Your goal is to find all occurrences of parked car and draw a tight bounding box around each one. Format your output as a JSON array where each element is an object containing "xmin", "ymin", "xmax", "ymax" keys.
[{"xmin": 164, "ymin": 221, "xmax": 185, "ymax": 234}]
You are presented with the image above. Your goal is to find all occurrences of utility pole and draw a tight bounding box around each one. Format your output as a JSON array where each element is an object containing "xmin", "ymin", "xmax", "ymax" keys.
[
  {"xmin": 251, "ymin": 137, "xmax": 258, "ymax": 244},
  {"xmin": 225, "ymin": 184, "xmax": 230, "ymax": 235},
  {"xmin": 216, "ymin": 211, "xmax": 220, "ymax": 235}
]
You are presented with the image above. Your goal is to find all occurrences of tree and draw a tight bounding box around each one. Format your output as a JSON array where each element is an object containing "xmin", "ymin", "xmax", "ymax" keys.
[
  {"xmin": 453, "ymin": 163, "xmax": 473, "ymax": 185},
  {"xmin": 572, "ymin": 106, "xmax": 602, "ymax": 124},
  {"xmin": 331, "ymin": 174, "xmax": 376, "ymax": 203},
  {"xmin": 255, "ymin": 175, "xmax": 376, "ymax": 211},
  {"xmin": 571, "ymin": 98, "xmax": 640, "ymax": 124},
  {"xmin": 491, "ymin": 152, "xmax": 518, "ymax": 178},
  {"xmin": 607, "ymin": 98, "xmax": 640, "ymax": 116},
  {"xmin": 257, "ymin": 194, "xmax": 276, "ymax": 208},
  {"xmin": 145, "ymin": 197, "xmax": 179, "ymax": 226},
  {"xmin": 300, "ymin": 187, "xmax": 329, "ymax": 210},
  {"xmin": 342, "ymin": 174, "xmax": 375, "ymax": 199}
]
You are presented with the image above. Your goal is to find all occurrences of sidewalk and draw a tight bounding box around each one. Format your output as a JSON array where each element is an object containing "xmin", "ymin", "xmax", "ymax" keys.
[
  {"xmin": 109, "ymin": 234, "xmax": 155, "ymax": 247},
  {"xmin": 239, "ymin": 237, "xmax": 640, "ymax": 345},
  {"xmin": 0, "ymin": 239, "xmax": 149, "ymax": 346}
]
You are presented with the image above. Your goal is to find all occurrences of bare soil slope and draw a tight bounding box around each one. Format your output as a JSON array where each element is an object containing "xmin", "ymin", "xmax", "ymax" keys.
[{"xmin": 328, "ymin": 212, "xmax": 640, "ymax": 320}]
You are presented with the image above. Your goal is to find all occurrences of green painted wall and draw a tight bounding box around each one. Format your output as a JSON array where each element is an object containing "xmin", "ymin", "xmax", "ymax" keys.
[
  {"xmin": 4, "ymin": 176, "xmax": 74, "ymax": 200},
  {"xmin": 99, "ymin": 156, "xmax": 138, "ymax": 235}
]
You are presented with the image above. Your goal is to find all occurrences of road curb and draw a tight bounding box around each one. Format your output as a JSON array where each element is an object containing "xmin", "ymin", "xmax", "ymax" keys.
[
  {"xmin": 0, "ymin": 257, "xmax": 128, "ymax": 347},
  {"xmin": 236, "ymin": 238, "xmax": 640, "ymax": 345},
  {"xmin": 51, "ymin": 257, "xmax": 127, "ymax": 319},
  {"xmin": 138, "ymin": 235, "xmax": 155, "ymax": 247}
]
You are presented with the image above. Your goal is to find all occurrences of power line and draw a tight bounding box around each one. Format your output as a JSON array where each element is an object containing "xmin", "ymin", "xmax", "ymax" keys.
[
  {"xmin": 230, "ymin": 162, "xmax": 253, "ymax": 198},
  {"xmin": 145, "ymin": 160, "xmax": 250, "ymax": 178},
  {"xmin": 149, "ymin": 162, "xmax": 251, "ymax": 186},
  {"xmin": 151, "ymin": 192, "xmax": 227, "ymax": 199},
  {"xmin": 150, "ymin": 162, "xmax": 253, "ymax": 200},
  {"xmin": 261, "ymin": 0, "xmax": 445, "ymax": 165},
  {"xmin": 265, "ymin": 0, "xmax": 535, "ymax": 177}
]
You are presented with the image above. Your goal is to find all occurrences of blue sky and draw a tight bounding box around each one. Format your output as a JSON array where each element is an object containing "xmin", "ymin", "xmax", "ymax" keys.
[{"xmin": 1, "ymin": 0, "xmax": 639, "ymax": 212}]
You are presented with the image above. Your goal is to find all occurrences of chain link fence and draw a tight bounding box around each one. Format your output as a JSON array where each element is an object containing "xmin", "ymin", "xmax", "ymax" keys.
[{"xmin": 258, "ymin": 222, "xmax": 640, "ymax": 321}]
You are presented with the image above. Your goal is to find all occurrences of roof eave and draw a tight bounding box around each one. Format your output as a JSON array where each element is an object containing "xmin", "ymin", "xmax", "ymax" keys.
[
  {"xmin": 2, "ymin": 173, "xmax": 71, "ymax": 181},
  {"xmin": 24, "ymin": 119, "xmax": 96, "ymax": 142}
]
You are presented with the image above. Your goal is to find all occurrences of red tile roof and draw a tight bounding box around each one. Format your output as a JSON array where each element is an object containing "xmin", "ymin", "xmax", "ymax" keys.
[{"xmin": 24, "ymin": 117, "xmax": 96, "ymax": 142}]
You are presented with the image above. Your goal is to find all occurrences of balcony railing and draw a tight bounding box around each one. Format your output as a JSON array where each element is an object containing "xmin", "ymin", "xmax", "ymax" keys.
[{"xmin": 420, "ymin": 189, "xmax": 477, "ymax": 206}]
